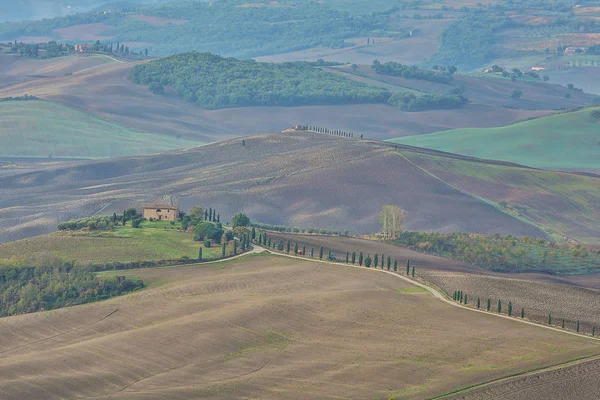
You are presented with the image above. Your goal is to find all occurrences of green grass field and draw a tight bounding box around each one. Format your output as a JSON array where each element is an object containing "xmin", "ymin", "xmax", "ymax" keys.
[
  {"xmin": 389, "ymin": 107, "xmax": 600, "ymax": 169},
  {"xmin": 0, "ymin": 220, "xmax": 223, "ymax": 265},
  {"xmin": 0, "ymin": 100, "xmax": 203, "ymax": 158}
]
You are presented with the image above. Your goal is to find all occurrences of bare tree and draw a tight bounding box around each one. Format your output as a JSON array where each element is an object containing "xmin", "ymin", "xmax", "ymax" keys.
[{"xmin": 379, "ymin": 205, "xmax": 407, "ymax": 239}]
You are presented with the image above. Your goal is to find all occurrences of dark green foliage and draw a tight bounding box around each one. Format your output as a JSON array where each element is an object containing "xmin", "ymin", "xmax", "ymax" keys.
[
  {"xmin": 406, "ymin": 260, "xmax": 410, "ymax": 275},
  {"xmin": 221, "ymin": 242, "xmax": 226, "ymax": 258},
  {"xmin": 359, "ymin": 252, "xmax": 363, "ymax": 266},
  {"xmin": 521, "ymin": 308, "xmax": 525, "ymax": 318},
  {"xmin": 294, "ymin": 242, "xmax": 299, "ymax": 255},
  {"xmin": 58, "ymin": 215, "xmax": 121, "ymax": 231},
  {"xmin": 577, "ymin": 320, "xmax": 580, "ymax": 332},
  {"xmin": 562, "ymin": 319, "xmax": 565, "ymax": 329},
  {"xmin": 381, "ymin": 254, "xmax": 384, "ymax": 269},
  {"xmin": 430, "ymin": 14, "xmax": 519, "ymax": 69},
  {"xmin": 411, "ymin": 266, "xmax": 415, "ymax": 278},
  {"xmin": 393, "ymin": 232, "xmax": 600, "ymax": 275},
  {"xmin": 319, "ymin": 246, "xmax": 324, "ymax": 259},
  {"xmin": 365, "ymin": 254, "xmax": 372, "ymax": 268},
  {"xmin": 231, "ymin": 212, "xmax": 250, "ymax": 227},
  {"xmin": 278, "ymin": 240, "xmax": 285, "ymax": 251},
  {"xmin": 131, "ymin": 218, "xmax": 142, "ymax": 228},
  {"xmin": 464, "ymin": 294, "xmax": 467, "ymax": 305},
  {"xmin": 477, "ymin": 298, "xmax": 481, "ymax": 309},
  {"xmin": 251, "ymin": 227, "xmax": 256, "ymax": 240},
  {"xmin": 372, "ymin": 60, "xmax": 453, "ymax": 84},
  {"xmin": 193, "ymin": 221, "xmax": 223, "ymax": 243},
  {"xmin": 487, "ymin": 298, "xmax": 491, "ymax": 311},
  {"xmin": 328, "ymin": 250, "xmax": 335, "ymax": 261},
  {"xmin": 0, "ymin": 263, "xmax": 143, "ymax": 317},
  {"xmin": 387, "ymin": 255, "xmax": 391, "ymax": 270},
  {"xmin": 352, "ymin": 252, "xmax": 356, "ymax": 264},
  {"xmin": 591, "ymin": 110, "xmax": 600, "ymax": 121},
  {"xmin": 393, "ymin": 259, "xmax": 397, "ymax": 272},
  {"xmin": 593, "ymin": 326, "xmax": 596, "ymax": 337},
  {"xmin": 497, "ymin": 299, "xmax": 502, "ymax": 313},
  {"xmin": 204, "ymin": 240, "xmax": 211, "ymax": 248},
  {"xmin": 130, "ymin": 52, "xmax": 390, "ymax": 110},
  {"xmin": 233, "ymin": 239, "xmax": 238, "ymax": 254},
  {"xmin": 453, "ymin": 291, "xmax": 457, "ymax": 301},
  {"xmin": 387, "ymin": 92, "xmax": 468, "ymax": 112},
  {"xmin": 311, "ymin": 248, "xmax": 314, "ymax": 258},
  {"xmin": 548, "ymin": 313, "xmax": 552, "ymax": 325},
  {"xmin": 374, "ymin": 253, "xmax": 379, "ymax": 268},
  {"xmin": 346, "ymin": 252, "xmax": 349, "ymax": 263},
  {"xmin": 286, "ymin": 240, "xmax": 291, "ymax": 254},
  {"xmin": 303, "ymin": 245, "xmax": 306, "ymax": 256},
  {"xmin": 508, "ymin": 301, "xmax": 512, "ymax": 316}
]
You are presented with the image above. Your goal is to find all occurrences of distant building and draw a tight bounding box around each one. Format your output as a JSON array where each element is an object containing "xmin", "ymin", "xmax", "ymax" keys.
[
  {"xmin": 531, "ymin": 66, "xmax": 546, "ymax": 71},
  {"xmin": 75, "ymin": 44, "xmax": 89, "ymax": 53},
  {"xmin": 143, "ymin": 203, "xmax": 179, "ymax": 221}
]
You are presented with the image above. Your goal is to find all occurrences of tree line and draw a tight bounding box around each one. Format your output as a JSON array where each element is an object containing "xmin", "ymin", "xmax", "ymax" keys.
[
  {"xmin": 0, "ymin": 262, "xmax": 143, "ymax": 317},
  {"xmin": 294, "ymin": 125, "xmax": 358, "ymax": 139},
  {"xmin": 452, "ymin": 289, "xmax": 596, "ymax": 337},
  {"xmin": 372, "ymin": 60, "xmax": 455, "ymax": 84}
]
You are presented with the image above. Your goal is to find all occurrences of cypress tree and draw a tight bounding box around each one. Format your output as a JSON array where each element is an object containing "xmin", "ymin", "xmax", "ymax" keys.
[
  {"xmin": 562, "ymin": 318, "xmax": 565, "ymax": 329},
  {"xmin": 411, "ymin": 266, "xmax": 415, "ymax": 278},
  {"xmin": 205, "ymin": 209, "xmax": 208, "ymax": 220},
  {"xmin": 497, "ymin": 300, "xmax": 502, "ymax": 313},
  {"xmin": 303, "ymin": 245, "xmax": 306, "ymax": 256},
  {"xmin": 268, "ymin": 238, "xmax": 272, "ymax": 247},
  {"xmin": 593, "ymin": 326, "xmax": 596, "ymax": 337},
  {"xmin": 113, "ymin": 212, "xmax": 117, "ymax": 223},
  {"xmin": 222, "ymin": 242, "xmax": 226, "ymax": 258},
  {"xmin": 287, "ymin": 241, "xmax": 291, "ymax": 253},
  {"xmin": 311, "ymin": 248, "xmax": 314, "ymax": 258},
  {"xmin": 394, "ymin": 259, "xmax": 397, "ymax": 272},
  {"xmin": 577, "ymin": 320, "xmax": 580, "ymax": 332},
  {"xmin": 346, "ymin": 251, "xmax": 349, "ymax": 263},
  {"xmin": 487, "ymin": 299, "xmax": 491, "ymax": 311},
  {"xmin": 123, "ymin": 210, "xmax": 127, "ymax": 226},
  {"xmin": 453, "ymin": 291, "xmax": 456, "ymax": 301},
  {"xmin": 359, "ymin": 252, "xmax": 363, "ymax": 266},
  {"xmin": 328, "ymin": 250, "xmax": 333, "ymax": 260},
  {"xmin": 387, "ymin": 256, "xmax": 391, "ymax": 270},
  {"xmin": 521, "ymin": 308, "xmax": 525, "ymax": 318},
  {"xmin": 258, "ymin": 232, "xmax": 262, "ymax": 244},
  {"xmin": 508, "ymin": 301, "xmax": 512, "ymax": 316},
  {"xmin": 198, "ymin": 247, "xmax": 203, "ymax": 261},
  {"xmin": 464, "ymin": 294, "xmax": 467, "ymax": 305},
  {"xmin": 264, "ymin": 233, "xmax": 268, "ymax": 245},
  {"xmin": 477, "ymin": 298, "xmax": 480, "ymax": 309},
  {"xmin": 374, "ymin": 254, "xmax": 379, "ymax": 268},
  {"xmin": 548, "ymin": 313, "xmax": 552, "ymax": 325},
  {"xmin": 406, "ymin": 260, "xmax": 410, "ymax": 275},
  {"xmin": 209, "ymin": 208, "xmax": 213, "ymax": 221},
  {"xmin": 217, "ymin": 213, "xmax": 220, "ymax": 223},
  {"xmin": 365, "ymin": 254, "xmax": 372, "ymax": 268},
  {"xmin": 294, "ymin": 242, "xmax": 298, "ymax": 255},
  {"xmin": 251, "ymin": 227, "xmax": 256, "ymax": 240},
  {"xmin": 352, "ymin": 251, "xmax": 356, "ymax": 264},
  {"xmin": 459, "ymin": 291, "xmax": 463, "ymax": 303},
  {"xmin": 234, "ymin": 239, "xmax": 238, "ymax": 255},
  {"xmin": 319, "ymin": 246, "xmax": 324, "ymax": 259}
]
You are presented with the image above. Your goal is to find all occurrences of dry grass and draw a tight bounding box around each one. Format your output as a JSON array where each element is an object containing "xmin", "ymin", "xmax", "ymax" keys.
[{"xmin": 0, "ymin": 254, "xmax": 598, "ymax": 399}]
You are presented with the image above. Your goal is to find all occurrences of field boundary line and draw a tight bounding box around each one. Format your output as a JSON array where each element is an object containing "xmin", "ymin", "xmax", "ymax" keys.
[{"xmin": 256, "ymin": 246, "xmax": 600, "ymax": 342}]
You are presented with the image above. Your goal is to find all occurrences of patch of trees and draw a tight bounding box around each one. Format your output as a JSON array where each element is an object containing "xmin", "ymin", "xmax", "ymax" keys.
[
  {"xmin": 5, "ymin": 40, "xmax": 73, "ymax": 58},
  {"xmin": 372, "ymin": 60, "xmax": 454, "ymax": 84},
  {"xmin": 0, "ymin": 94, "xmax": 38, "ymax": 102},
  {"xmin": 592, "ymin": 109, "xmax": 600, "ymax": 121},
  {"xmin": 588, "ymin": 44, "xmax": 600, "ymax": 55},
  {"xmin": 430, "ymin": 14, "xmax": 519, "ymax": 69},
  {"xmin": 0, "ymin": 263, "xmax": 143, "ymax": 317},
  {"xmin": 394, "ymin": 232, "xmax": 600, "ymax": 275},
  {"xmin": 130, "ymin": 52, "xmax": 390, "ymax": 109},
  {"xmin": 58, "ymin": 208, "xmax": 140, "ymax": 231},
  {"xmin": 387, "ymin": 92, "xmax": 469, "ymax": 112}
]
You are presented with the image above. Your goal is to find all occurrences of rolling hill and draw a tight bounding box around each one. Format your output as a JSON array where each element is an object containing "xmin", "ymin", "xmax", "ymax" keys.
[
  {"xmin": 2, "ymin": 130, "xmax": 600, "ymax": 244},
  {"xmin": 0, "ymin": 100, "xmax": 202, "ymax": 158},
  {"xmin": 0, "ymin": 54, "xmax": 559, "ymax": 143},
  {"xmin": 0, "ymin": 254, "xmax": 597, "ymax": 399},
  {"xmin": 389, "ymin": 107, "xmax": 600, "ymax": 170}
]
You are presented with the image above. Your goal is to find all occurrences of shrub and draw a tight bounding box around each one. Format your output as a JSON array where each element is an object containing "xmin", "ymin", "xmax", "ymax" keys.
[{"xmin": 204, "ymin": 240, "xmax": 211, "ymax": 248}]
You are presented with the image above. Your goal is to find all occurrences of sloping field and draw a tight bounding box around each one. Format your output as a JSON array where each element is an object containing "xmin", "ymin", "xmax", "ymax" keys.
[
  {"xmin": 0, "ymin": 100, "xmax": 202, "ymax": 158},
  {"xmin": 397, "ymin": 151, "xmax": 600, "ymax": 242},
  {"xmin": 0, "ymin": 56, "xmax": 547, "ymax": 142},
  {"xmin": 390, "ymin": 108, "xmax": 600, "ymax": 169},
  {"xmin": 0, "ymin": 132, "xmax": 549, "ymax": 243},
  {"xmin": 0, "ymin": 254, "xmax": 598, "ymax": 399}
]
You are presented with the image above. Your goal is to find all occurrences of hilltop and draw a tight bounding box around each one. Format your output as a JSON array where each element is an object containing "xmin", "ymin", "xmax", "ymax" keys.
[
  {"xmin": 390, "ymin": 107, "xmax": 600, "ymax": 170},
  {"xmin": 2, "ymin": 130, "xmax": 600, "ymax": 244}
]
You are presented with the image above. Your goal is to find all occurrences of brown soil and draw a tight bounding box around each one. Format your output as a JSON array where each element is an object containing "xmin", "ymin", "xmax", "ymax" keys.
[
  {"xmin": 0, "ymin": 132, "xmax": 547, "ymax": 242},
  {"xmin": 0, "ymin": 254, "xmax": 597, "ymax": 399},
  {"xmin": 54, "ymin": 23, "xmax": 115, "ymax": 41}
]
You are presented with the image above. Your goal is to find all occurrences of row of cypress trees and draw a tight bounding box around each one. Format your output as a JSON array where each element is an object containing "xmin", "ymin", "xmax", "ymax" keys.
[
  {"xmin": 295, "ymin": 125, "xmax": 358, "ymax": 138},
  {"xmin": 452, "ymin": 290, "xmax": 596, "ymax": 336}
]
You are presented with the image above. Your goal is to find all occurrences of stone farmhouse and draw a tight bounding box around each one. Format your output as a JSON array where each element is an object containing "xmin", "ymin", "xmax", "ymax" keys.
[{"xmin": 143, "ymin": 203, "xmax": 179, "ymax": 221}]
